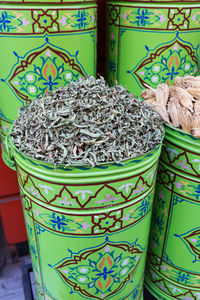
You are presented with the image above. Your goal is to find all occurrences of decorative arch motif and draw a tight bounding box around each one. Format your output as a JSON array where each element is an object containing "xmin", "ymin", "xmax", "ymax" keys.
[
  {"xmin": 1, "ymin": 37, "xmax": 86, "ymax": 105},
  {"xmin": 50, "ymin": 237, "xmax": 144, "ymax": 299},
  {"xmin": 128, "ymin": 33, "xmax": 199, "ymax": 89}
]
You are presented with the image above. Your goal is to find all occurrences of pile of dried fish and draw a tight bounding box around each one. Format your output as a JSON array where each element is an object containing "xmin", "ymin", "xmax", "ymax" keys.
[
  {"xmin": 141, "ymin": 75, "xmax": 200, "ymax": 138},
  {"xmin": 11, "ymin": 76, "xmax": 164, "ymax": 167}
]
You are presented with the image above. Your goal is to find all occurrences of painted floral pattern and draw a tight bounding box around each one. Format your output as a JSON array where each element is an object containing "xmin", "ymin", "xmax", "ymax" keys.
[
  {"xmin": 0, "ymin": 11, "xmax": 15, "ymax": 32},
  {"xmin": 135, "ymin": 197, "xmax": 151, "ymax": 218},
  {"xmin": 150, "ymin": 189, "xmax": 166, "ymax": 249},
  {"xmin": 24, "ymin": 191, "xmax": 153, "ymax": 236},
  {"xmin": 37, "ymin": 212, "xmax": 89, "ymax": 233},
  {"xmin": 0, "ymin": 8, "xmax": 96, "ymax": 34},
  {"xmin": 146, "ymin": 267, "xmax": 200, "ymax": 300},
  {"xmin": 175, "ymin": 228, "xmax": 200, "ymax": 263},
  {"xmin": 174, "ymin": 180, "xmax": 200, "ymax": 200},
  {"xmin": 107, "ymin": 4, "xmax": 200, "ymax": 92},
  {"xmin": 5, "ymin": 39, "xmax": 86, "ymax": 105},
  {"xmin": 0, "ymin": 114, "xmax": 12, "ymax": 139},
  {"xmin": 17, "ymin": 161, "xmax": 156, "ymax": 210},
  {"xmin": 146, "ymin": 124, "xmax": 200, "ymax": 299},
  {"xmin": 72, "ymin": 10, "xmax": 89, "ymax": 30},
  {"xmin": 51, "ymin": 238, "xmax": 143, "ymax": 299},
  {"xmin": 110, "ymin": 6, "xmax": 200, "ymax": 31},
  {"xmin": 133, "ymin": 40, "xmax": 198, "ymax": 88},
  {"xmin": 161, "ymin": 137, "xmax": 200, "ymax": 177},
  {"xmin": 120, "ymin": 8, "xmax": 159, "ymax": 28}
]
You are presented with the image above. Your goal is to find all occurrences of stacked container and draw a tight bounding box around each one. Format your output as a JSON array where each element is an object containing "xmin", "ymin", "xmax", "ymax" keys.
[
  {"xmin": 106, "ymin": 1, "xmax": 200, "ymax": 299},
  {"xmin": 145, "ymin": 125, "xmax": 200, "ymax": 300},
  {"xmin": 106, "ymin": 0, "xmax": 200, "ymax": 96},
  {"xmin": 6, "ymin": 126, "xmax": 163, "ymax": 299},
  {"xmin": 0, "ymin": 0, "xmax": 97, "ymax": 165}
]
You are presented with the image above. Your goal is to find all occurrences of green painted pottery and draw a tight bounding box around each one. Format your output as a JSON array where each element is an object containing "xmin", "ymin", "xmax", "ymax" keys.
[
  {"xmin": 145, "ymin": 124, "xmax": 200, "ymax": 300},
  {"xmin": 106, "ymin": 1, "xmax": 200, "ymax": 96},
  {"xmin": 0, "ymin": 3, "xmax": 97, "ymax": 166},
  {"xmin": 6, "ymin": 131, "xmax": 163, "ymax": 300}
]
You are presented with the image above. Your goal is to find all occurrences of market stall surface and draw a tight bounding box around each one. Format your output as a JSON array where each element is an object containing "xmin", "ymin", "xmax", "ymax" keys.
[{"xmin": 0, "ymin": 254, "xmax": 34, "ymax": 300}]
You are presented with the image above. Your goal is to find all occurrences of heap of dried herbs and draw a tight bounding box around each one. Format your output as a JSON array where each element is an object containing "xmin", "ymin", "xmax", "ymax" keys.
[
  {"xmin": 11, "ymin": 76, "xmax": 164, "ymax": 167},
  {"xmin": 141, "ymin": 75, "xmax": 200, "ymax": 138}
]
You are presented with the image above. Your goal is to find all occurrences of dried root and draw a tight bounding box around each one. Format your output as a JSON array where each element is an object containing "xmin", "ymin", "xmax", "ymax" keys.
[
  {"xmin": 187, "ymin": 88, "xmax": 200, "ymax": 101},
  {"xmin": 167, "ymin": 97, "xmax": 181, "ymax": 128},
  {"xmin": 175, "ymin": 75, "xmax": 200, "ymax": 89},
  {"xmin": 154, "ymin": 84, "xmax": 170, "ymax": 123},
  {"xmin": 191, "ymin": 113, "xmax": 200, "ymax": 138},
  {"xmin": 141, "ymin": 76, "xmax": 200, "ymax": 138},
  {"xmin": 141, "ymin": 89, "xmax": 156, "ymax": 105},
  {"xmin": 169, "ymin": 86, "xmax": 194, "ymax": 112},
  {"xmin": 194, "ymin": 101, "xmax": 200, "ymax": 114},
  {"xmin": 179, "ymin": 107, "xmax": 193, "ymax": 133}
]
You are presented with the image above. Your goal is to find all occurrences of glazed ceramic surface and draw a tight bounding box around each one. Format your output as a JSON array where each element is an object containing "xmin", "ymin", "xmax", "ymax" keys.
[
  {"xmin": 106, "ymin": 1, "xmax": 200, "ymax": 96},
  {"xmin": 0, "ymin": 3, "xmax": 97, "ymax": 164},
  {"xmin": 145, "ymin": 124, "xmax": 200, "ymax": 300},
  {"xmin": 6, "ymin": 133, "xmax": 163, "ymax": 299}
]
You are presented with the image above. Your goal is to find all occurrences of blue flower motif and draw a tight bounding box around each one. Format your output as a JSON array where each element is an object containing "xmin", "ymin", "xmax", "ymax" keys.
[
  {"xmin": 151, "ymin": 209, "xmax": 164, "ymax": 235},
  {"xmin": 135, "ymin": 197, "xmax": 150, "ymax": 218},
  {"xmin": 177, "ymin": 272, "xmax": 190, "ymax": 284},
  {"xmin": 49, "ymin": 212, "xmax": 68, "ymax": 231},
  {"xmin": 188, "ymin": 184, "xmax": 200, "ymax": 200},
  {"xmin": 43, "ymin": 75, "xmax": 59, "ymax": 91},
  {"xmin": 0, "ymin": 11, "xmax": 15, "ymax": 32},
  {"xmin": 73, "ymin": 11, "xmax": 89, "ymax": 30},
  {"xmin": 96, "ymin": 266, "xmax": 114, "ymax": 280},
  {"xmin": 166, "ymin": 66, "xmax": 179, "ymax": 80},
  {"xmin": 132, "ymin": 9, "xmax": 154, "ymax": 27}
]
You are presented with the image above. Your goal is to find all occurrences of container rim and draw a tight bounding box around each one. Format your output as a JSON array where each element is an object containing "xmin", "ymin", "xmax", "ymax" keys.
[
  {"xmin": 8, "ymin": 124, "xmax": 165, "ymax": 170},
  {"xmin": 165, "ymin": 122, "xmax": 200, "ymax": 142}
]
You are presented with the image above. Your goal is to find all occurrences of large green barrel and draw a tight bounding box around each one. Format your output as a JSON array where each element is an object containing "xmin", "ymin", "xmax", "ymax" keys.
[
  {"xmin": 6, "ymin": 132, "xmax": 163, "ymax": 300},
  {"xmin": 145, "ymin": 124, "xmax": 200, "ymax": 299},
  {"xmin": 0, "ymin": 1, "xmax": 97, "ymax": 165},
  {"xmin": 106, "ymin": 1, "xmax": 200, "ymax": 96}
]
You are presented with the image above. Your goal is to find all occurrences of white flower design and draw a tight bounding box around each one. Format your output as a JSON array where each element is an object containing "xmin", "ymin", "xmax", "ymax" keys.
[
  {"xmin": 74, "ymin": 190, "xmax": 93, "ymax": 200},
  {"xmin": 118, "ymin": 183, "xmax": 134, "ymax": 193},
  {"xmin": 38, "ymin": 184, "xmax": 54, "ymax": 195}
]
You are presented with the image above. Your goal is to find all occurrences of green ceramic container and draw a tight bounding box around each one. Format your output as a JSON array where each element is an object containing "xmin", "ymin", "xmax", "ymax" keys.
[
  {"xmin": 145, "ymin": 124, "xmax": 200, "ymax": 300},
  {"xmin": 106, "ymin": 1, "xmax": 200, "ymax": 96},
  {"xmin": 0, "ymin": 3, "xmax": 97, "ymax": 165},
  {"xmin": 6, "ymin": 131, "xmax": 163, "ymax": 300}
]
